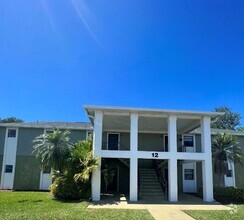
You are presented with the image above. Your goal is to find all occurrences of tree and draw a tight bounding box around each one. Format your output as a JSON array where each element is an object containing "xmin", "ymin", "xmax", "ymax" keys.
[
  {"xmin": 33, "ymin": 132, "xmax": 98, "ymax": 199},
  {"xmin": 211, "ymin": 106, "xmax": 241, "ymax": 130},
  {"xmin": 50, "ymin": 138, "xmax": 98, "ymax": 199},
  {"xmin": 71, "ymin": 139, "xmax": 98, "ymax": 183},
  {"xmin": 33, "ymin": 129, "xmax": 73, "ymax": 172},
  {"xmin": 237, "ymin": 127, "xmax": 244, "ymax": 132},
  {"xmin": 212, "ymin": 133, "xmax": 243, "ymax": 187},
  {"xmin": 0, "ymin": 117, "xmax": 24, "ymax": 123},
  {"xmin": 101, "ymin": 159, "xmax": 117, "ymax": 193}
]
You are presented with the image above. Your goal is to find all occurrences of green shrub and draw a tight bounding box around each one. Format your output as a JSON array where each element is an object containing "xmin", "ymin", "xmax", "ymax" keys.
[
  {"xmin": 198, "ymin": 186, "xmax": 244, "ymax": 203},
  {"xmin": 50, "ymin": 173, "xmax": 91, "ymax": 200}
]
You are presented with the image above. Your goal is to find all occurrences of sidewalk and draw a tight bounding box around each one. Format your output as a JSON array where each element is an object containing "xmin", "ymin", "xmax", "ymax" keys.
[{"xmin": 88, "ymin": 194, "xmax": 230, "ymax": 220}]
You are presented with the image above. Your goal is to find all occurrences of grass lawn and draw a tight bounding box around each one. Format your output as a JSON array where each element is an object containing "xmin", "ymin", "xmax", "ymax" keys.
[
  {"xmin": 184, "ymin": 205, "xmax": 244, "ymax": 220},
  {"xmin": 0, "ymin": 191, "xmax": 153, "ymax": 220}
]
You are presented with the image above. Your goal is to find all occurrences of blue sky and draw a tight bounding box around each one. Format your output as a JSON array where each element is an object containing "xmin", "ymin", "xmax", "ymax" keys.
[{"xmin": 0, "ymin": 0, "xmax": 244, "ymax": 123}]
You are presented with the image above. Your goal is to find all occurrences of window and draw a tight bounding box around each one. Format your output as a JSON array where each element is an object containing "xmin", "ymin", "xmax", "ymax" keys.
[
  {"xmin": 46, "ymin": 130, "xmax": 53, "ymax": 134},
  {"xmin": 5, "ymin": 165, "xmax": 13, "ymax": 173},
  {"xmin": 183, "ymin": 136, "xmax": 194, "ymax": 147},
  {"xmin": 87, "ymin": 131, "xmax": 93, "ymax": 139},
  {"xmin": 184, "ymin": 169, "xmax": 194, "ymax": 180},
  {"xmin": 8, "ymin": 129, "xmax": 16, "ymax": 138},
  {"xmin": 43, "ymin": 166, "xmax": 51, "ymax": 174},
  {"xmin": 226, "ymin": 169, "xmax": 232, "ymax": 177}
]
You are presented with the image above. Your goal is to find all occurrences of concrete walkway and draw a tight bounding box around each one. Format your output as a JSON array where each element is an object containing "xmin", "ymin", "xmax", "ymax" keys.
[{"xmin": 88, "ymin": 194, "xmax": 231, "ymax": 220}]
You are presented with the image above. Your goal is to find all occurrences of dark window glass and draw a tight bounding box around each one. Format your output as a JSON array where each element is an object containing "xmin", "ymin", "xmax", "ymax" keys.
[
  {"xmin": 108, "ymin": 134, "xmax": 119, "ymax": 150},
  {"xmin": 164, "ymin": 136, "xmax": 168, "ymax": 151},
  {"xmin": 184, "ymin": 169, "xmax": 194, "ymax": 180},
  {"xmin": 8, "ymin": 129, "xmax": 16, "ymax": 138},
  {"xmin": 183, "ymin": 136, "xmax": 194, "ymax": 147},
  {"xmin": 43, "ymin": 166, "xmax": 51, "ymax": 174},
  {"xmin": 226, "ymin": 169, "xmax": 232, "ymax": 177},
  {"xmin": 5, "ymin": 165, "xmax": 13, "ymax": 173}
]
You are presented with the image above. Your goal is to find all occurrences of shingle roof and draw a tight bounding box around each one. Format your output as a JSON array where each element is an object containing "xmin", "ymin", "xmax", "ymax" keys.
[
  {"xmin": 192, "ymin": 128, "xmax": 244, "ymax": 136},
  {"xmin": 0, "ymin": 122, "xmax": 93, "ymax": 130}
]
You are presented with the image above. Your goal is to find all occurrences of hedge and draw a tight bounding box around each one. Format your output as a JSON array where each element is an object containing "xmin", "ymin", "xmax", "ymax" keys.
[{"xmin": 198, "ymin": 186, "xmax": 244, "ymax": 203}]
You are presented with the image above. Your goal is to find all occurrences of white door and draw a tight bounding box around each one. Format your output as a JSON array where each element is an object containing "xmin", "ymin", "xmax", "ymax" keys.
[
  {"xmin": 1, "ymin": 129, "xmax": 18, "ymax": 189},
  {"xmin": 40, "ymin": 167, "xmax": 52, "ymax": 190},
  {"xmin": 182, "ymin": 162, "xmax": 197, "ymax": 193}
]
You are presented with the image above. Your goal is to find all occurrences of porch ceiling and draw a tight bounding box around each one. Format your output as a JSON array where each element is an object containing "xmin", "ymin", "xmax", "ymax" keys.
[
  {"xmin": 84, "ymin": 105, "xmax": 224, "ymax": 133},
  {"xmin": 101, "ymin": 115, "xmax": 200, "ymax": 133}
]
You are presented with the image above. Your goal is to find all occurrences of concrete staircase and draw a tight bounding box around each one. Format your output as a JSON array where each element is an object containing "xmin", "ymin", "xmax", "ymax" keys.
[{"xmin": 139, "ymin": 168, "xmax": 165, "ymax": 200}]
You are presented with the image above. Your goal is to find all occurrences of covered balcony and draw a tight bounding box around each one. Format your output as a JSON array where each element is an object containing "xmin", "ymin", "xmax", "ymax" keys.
[{"xmin": 93, "ymin": 113, "xmax": 209, "ymax": 153}]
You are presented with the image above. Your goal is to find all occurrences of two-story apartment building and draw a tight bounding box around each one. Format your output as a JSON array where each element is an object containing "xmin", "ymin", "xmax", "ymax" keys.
[
  {"xmin": 0, "ymin": 122, "xmax": 92, "ymax": 191},
  {"xmin": 84, "ymin": 105, "xmax": 225, "ymax": 202},
  {"xmin": 1, "ymin": 105, "xmax": 243, "ymax": 203}
]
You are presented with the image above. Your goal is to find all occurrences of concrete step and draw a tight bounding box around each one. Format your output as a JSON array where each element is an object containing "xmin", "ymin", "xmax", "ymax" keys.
[
  {"xmin": 140, "ymin": 173, "xmax": 157, "ymax": 176},
  {"xmin": 141, "ymin": 189, "xmax": 163, "ymax": 194},
  {"xmin": 141, "ymin": 185, "xmax": 162, "ymax": 189},
  {"xmin": 140, "ymin": 177, "xmax": 158, "ymax": 180},
  {"xmin": 140, "ymin": 179, "xmax": 159, "ymax": 183},
  {"xmin": 141, "ymin": 193, "xmax": 165, "ymax": 198},
  {"xmin": 141, "ymin": 196, "xmax": 166, "ymax": 201},
  {"xmin": 139, "ymin": 169, "xmax": 155, "ymax": 172}
]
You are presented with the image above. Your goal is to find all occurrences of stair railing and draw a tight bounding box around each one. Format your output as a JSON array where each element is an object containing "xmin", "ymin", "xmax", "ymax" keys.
[{"xmin": 152, "ymin": 160, "xmax": 168, "ymax": 199}]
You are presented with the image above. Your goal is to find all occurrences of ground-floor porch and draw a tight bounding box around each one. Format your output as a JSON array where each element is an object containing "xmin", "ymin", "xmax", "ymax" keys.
[{"xmin": 93, "ymin": 157, "xmax": 213, "ymax": 203}]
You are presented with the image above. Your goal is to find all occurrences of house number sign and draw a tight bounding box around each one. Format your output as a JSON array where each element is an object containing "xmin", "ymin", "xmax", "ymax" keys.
[{"xmin": 152, "ymin": 153, "xmax": 159, "ymax": 158}]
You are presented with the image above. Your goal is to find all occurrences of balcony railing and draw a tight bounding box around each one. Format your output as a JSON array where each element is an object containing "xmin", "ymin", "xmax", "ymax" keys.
[{"xmin": 102, "ymin": 142, "xmax": 129, "ymax": 151}]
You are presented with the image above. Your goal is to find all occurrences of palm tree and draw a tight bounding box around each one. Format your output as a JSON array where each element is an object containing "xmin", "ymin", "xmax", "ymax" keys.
[
  {"xmin": 212, "ymin": 133, "xmax": 243, "ymax": 187},
  {"xmin": 33, "ymin": 129, "xmax": 73, "ymax": 173},
  {"xmin": 70, "ymin": 138, "xmax": 98, "ymax": 183},
  {"xmin": 50, "ymin": 138, "xmax": 98, "ymax": 199},
  {"xmin": 101, "ymin": 159, "xmax": 116, "ymax": 193}
]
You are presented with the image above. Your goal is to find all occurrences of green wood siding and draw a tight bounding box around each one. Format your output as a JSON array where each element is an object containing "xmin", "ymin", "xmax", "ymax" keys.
[
  {"xmin": 235, "ymin": 136, "xmax": 244, "ymax": 189},
  {"xmin": 195, "ymin": 134, "xmax": 202, "ymax": 153},
  {"xmin": 0, "ymin": 127, "xmax": 6, "ymax": 155},
  {"xmin": 69, "ymin": 130, "xmax": 87, "ymax": 144},
  {"xmin": 0, "ymin": 128, "xmax": 6, "ymax": 184},
  {"xmin": 0, "ymin": 155, "xmax": 3, "ymax": 183},
  {"xmin": 196, "ymin": 162, "xmax": 203, "ymax": 190},
  {"xmin": 17, "ymin": 128, "xmax": 44, "ymax": 156},
  {"xmin": 14, "ymin": 156, "xmax": 40, "ymax": 190},
  {"xmin": 178, "ymin": 163, "xmax": 183, "ymax": 192}
]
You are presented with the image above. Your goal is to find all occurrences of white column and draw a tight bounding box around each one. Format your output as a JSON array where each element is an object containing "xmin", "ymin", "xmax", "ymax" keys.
[
  {"xmin": 1, "ymin": 128, "xmax": 19, "ymax": 189},
  {"xmin": 201, "ymin": 116, "xmax": 214, "ymax": 202},
  {"xmin": 130, "ymin": 113, "xmax": 138, "ymax": 201},
  {"xmin": 168, "ymin": 115, "xmax": 178, "ymax": 202},
  {"xmin": 92, "ymin": 111, "xmax": 103, "ymax": 201}
]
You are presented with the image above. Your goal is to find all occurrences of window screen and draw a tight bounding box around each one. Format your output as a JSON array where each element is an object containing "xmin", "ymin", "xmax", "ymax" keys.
[
  {"xmin": 8, "ymin": 129, "xmax": 16, "ymax": 138},
  {"xmin": 226, "ymin": 169, "xmax": 232, "ymax": 177},
  {"xmin": 43, "ymin": 166, "xmax": 51, "ymax": 174},
  {"xmin": 5, "ymin": 165, "xmax": 13, "ymax": 173},
  {"xmin": 183, "ymin": 136, "xmax": 194, "ymax": 147}
]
